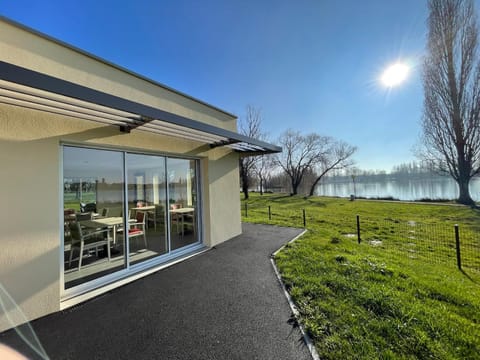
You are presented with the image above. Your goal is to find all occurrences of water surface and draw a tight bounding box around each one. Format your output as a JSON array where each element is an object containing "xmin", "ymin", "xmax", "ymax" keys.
[{"xmin": 315, "ymin": 176, "xmax": 480, "ymax": 201}]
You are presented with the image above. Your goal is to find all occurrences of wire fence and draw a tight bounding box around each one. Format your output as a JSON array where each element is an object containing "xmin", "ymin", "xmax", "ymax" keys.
[
  {"xmin": 356, "ymin": 217, "xmax": 480, "ymax": 275},
  {"xmin": 241, "ymin": 203, "xmax": 480, "ymax": 275}
]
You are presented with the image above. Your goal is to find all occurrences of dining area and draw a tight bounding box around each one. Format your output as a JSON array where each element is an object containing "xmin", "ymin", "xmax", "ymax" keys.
[{"xmin": 63, "ymin": 199, "xmax": 197, "ymax": 288}]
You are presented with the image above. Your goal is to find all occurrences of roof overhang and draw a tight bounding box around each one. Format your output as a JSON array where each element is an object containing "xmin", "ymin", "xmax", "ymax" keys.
[{"xmin": 0, "ymin": 61, "xmax": 281, "ymax": 155}]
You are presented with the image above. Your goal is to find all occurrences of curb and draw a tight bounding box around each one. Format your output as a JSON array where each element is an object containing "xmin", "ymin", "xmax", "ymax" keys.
[{"xmin": 270, "ymin": 230, "xmax": 321, "ymax": 360}]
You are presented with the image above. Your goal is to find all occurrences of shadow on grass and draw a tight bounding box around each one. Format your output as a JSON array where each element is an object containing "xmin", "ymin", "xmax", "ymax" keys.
[
  {"xmin": 264, "ymin": 195, "xmax": 328, "ymax": 208},
  {"xmin": 270, "ymin": 194, "xmax": 295, "ymax": 201},
  {"xmin": 303, "ymin": 197, "xmax": 327, "ymax": 207},
  {"xmin": 460, "ymin": 269, "xmax": 480, "ymax": 285}
]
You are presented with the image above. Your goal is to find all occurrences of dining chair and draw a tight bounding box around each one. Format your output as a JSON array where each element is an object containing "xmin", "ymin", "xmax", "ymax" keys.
[
  {"xmin": 121, "ymin": 211, "xmax": 147, "ymax": 249},
  {"xmin": 142, "ymin": 204, "xmax": 158, "ymax": 231},
  {"xmin": 68, "ymin": 222, "xmax": 110, "ymax": 270},
  {"xmin": 63, "ymin": 209, "xmax": 76, "ymax": 241},
  {"xmin": 75, "ymin": 212, "xmax": 92, "ymax": 221},
  {"xmin": 170, "ymin": 203, "xmax": 182, "ymax": 234},
  {"xmin": 184, "ymin": 210, "xmax": 196, "ymax": 237}
]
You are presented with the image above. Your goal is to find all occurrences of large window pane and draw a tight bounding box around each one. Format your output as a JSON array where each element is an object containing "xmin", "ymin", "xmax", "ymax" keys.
[
  {"xmin": 168, "ymin": 158, "xmax": 199, "ymax": 250},
  {"xmin": 126, "ymin": 153, "xmax": 168, "ymax": 265},
  {"xmin": 63, "ymin": 146, "xmax": 126, "ymax": 289},
  {"xmin": 63, "ymin": 146, "xmax": 201, "ymax": 291}
]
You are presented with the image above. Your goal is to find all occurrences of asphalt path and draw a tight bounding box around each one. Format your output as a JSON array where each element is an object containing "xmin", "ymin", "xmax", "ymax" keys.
[{"xmin": 1, "ymin": 223, "xmax": 311, "ymax": 360}]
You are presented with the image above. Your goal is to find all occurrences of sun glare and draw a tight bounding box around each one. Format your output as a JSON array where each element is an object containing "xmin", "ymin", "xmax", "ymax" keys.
[{"xmin": 381, "ymin": 63, "xmax": 409, "ymax": 87}]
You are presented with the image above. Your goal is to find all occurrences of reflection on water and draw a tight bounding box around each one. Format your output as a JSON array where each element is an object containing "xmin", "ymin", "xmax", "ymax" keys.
[{"xmin": 315, "ymin": 177, "xmax": 480, "ymax": 201}]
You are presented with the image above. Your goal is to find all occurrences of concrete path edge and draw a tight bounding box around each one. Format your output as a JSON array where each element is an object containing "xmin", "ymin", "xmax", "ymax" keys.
[{"xmin": 270, "ymin": 229, "xmax": 321, "ymax": 360}]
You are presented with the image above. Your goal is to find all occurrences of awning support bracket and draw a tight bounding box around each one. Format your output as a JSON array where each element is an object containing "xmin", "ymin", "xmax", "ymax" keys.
[
  {"xmin": 210, "ymin": 139, "xmax": 241, "ymax": 149},
  {"xmin": 120, "ymin": 116, "xmax": 154, "ymax": 133}
]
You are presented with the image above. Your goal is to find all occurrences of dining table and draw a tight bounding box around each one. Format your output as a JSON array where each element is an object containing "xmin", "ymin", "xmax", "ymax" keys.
[
  {"xmin": 170, "ymin": 207, "xmax": 195, "ymax": 236},
  {"xmin": 80, "ymin": 217, "xmax": 134, "ymax": 244},
  {"xmin": 131, "ymin": 206, "xmax": 156, "ymax": 212}
]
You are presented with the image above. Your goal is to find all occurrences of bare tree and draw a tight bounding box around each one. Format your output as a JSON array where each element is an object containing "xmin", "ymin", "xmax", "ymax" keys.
[
  {"xmin": 419, "ymin": 0, "xmax": 480, "ymax": 205},
  {"xmin": 239, "ymin": 105, "xmax": 266, "ymax": 199},
  {"xmin": 255, "ymin": 154, "xmax": 274, "ymax": 195},
  {"xmin": 307, "ymin": 139, "xmax": 357, "ymax": 196},
  {"xmin": 273, "ymin": 130, "xmax": 329, "ymax": 195},
  {"xmin": 348, "ymin": 166, "xmax": 361, "ymax": 199}
]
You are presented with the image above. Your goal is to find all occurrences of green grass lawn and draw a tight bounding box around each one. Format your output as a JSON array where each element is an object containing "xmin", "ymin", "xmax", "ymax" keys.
[{"xmin": 241, "ymin": 193, "xmax": 480, "ymax": 359}]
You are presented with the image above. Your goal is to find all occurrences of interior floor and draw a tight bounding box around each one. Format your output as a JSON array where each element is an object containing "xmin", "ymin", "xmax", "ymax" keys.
[{"xmin": 64, "ymin": 224, "xmax": 197, "ymax": 288}]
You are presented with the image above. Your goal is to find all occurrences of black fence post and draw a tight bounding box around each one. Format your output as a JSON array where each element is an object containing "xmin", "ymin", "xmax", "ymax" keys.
[
  {"xmin": 356, "ymin": 214, "xmax": 361, "ymax": 244},
  {"xmin": 303, "ymin": 209, "xmax": 306, "ymax": 228},
  {"xmin": 245, "ymin": 203, "xmax": 248, "ymax": 218},
  {"xmin": 268, "ymin": 205, "xmax": 271, "ymax": 220},
  {"xmin": 455, "ymin": 224, "xmax": 461, "ymax": 270}
]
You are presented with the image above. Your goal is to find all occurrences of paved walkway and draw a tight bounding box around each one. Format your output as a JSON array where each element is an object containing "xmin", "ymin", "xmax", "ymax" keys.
[{"xmin": 1, "ymin": 223, "xmax": 311, "ymax": 360}]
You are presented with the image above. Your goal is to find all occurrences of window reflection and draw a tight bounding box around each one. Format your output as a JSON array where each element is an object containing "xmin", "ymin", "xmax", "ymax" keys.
[
  {"xmin": 126, "ymin": 153, "xmax": 168, "ymax": 265},
  {"xmin": 63, "ymin": 147, "xmax": 126, "ymax": 289},
  {"xmin": 168, "ymin": 158, "xmax": 198, "ymax": 250},
  {"xmin": 63, "ymin": 147, "xmax": 200, "ymax": 291}
]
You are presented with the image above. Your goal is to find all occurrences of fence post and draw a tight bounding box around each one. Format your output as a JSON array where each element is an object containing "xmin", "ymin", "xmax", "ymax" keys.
[
  {"xmin": 303, "ymin": 209, "xmax": 306, "ymax": 228},
  {"xmin": 455, "ymin": 224, "xmax": 461, "ymax": 270},
  {"xmin": 268, "ymin": 205, "xmax": 271, "ymax": 220},
  {"xmin": 245, "ymin": 203, "xmax": 248, "ymax": 218},
  {"xmin": 356, "ymin": 214, "xmax": 361, "ymax": 244}
]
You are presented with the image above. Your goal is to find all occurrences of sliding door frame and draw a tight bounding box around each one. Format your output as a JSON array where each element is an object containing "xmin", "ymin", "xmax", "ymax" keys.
[{"xmin": 60, "ymin": 142, "xmax": 203, "ymax": 300}]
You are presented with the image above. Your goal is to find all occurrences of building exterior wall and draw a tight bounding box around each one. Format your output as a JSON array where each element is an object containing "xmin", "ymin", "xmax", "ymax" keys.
[
  {"xmin": 207, "ymin": 150, "xmax": 242, "ymax": 246},
  {"xmin": 0, "ymin": 19, "xmax": 238, "ymax": 131},
  {"xmin": 0, "ymin": 108, "xmax": 61, "ymax": 332},
  {"xmin": 0, "ymin": 19, "xmax": 243, "ymax": 332},
  {"xmin": 0, "ymin": 104, "xmax": 241, "ymax": 331}
]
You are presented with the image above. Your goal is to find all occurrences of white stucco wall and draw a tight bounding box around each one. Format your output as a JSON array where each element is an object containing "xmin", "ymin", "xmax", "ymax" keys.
[{"xmin": 206, "ymin": 150, "xmax": 242, "ymax": 246}]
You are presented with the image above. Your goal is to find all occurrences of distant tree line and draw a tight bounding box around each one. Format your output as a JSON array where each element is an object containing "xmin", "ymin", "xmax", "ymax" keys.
[
  {"xmin": 313, "ymin": 161, "xmax": 453, "ymax": 184},
  {"xmin": 238, "ymin": 106, "xmax": 357, "ymax": 198},
  {"xmin": 242, "ymin": 155, "xmax": 475, "ymax": 197}
]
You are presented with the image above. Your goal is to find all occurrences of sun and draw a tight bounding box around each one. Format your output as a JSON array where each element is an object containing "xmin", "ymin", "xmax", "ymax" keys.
[{"xmin": 381, "ymin": 63, "xmax": 409, "ymax": 87}]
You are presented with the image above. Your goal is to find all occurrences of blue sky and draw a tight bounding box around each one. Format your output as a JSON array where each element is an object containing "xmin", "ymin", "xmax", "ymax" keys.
[{"xmin": 1, "ymin": 0, "xmax": 467, "ymax": 170}]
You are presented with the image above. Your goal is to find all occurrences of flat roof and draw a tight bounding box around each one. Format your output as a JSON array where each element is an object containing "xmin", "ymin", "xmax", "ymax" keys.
[{"xmin": 0, "ymin": 61, "xmax": 281, "ymax": 154}]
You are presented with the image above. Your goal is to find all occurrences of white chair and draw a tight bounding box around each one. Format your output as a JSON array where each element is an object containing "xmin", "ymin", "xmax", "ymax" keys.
[
  {"xmin": 68, "ymin": 222, "xmax": 110, "ymax": 270},
  {"xmin": 99, "ymin": 207, "xmax": 109, "ymax": 217},
  {"xmin": 170, "ymin": 203, "xmax": 182, "ymax": 234},
  {"xmin": 125, "ymin": 211, "xmax": 147, "ymax": 249}
]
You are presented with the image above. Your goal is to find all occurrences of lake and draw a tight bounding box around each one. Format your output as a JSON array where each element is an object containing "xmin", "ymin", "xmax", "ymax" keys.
[{"xmin": 315, "ymin": 176, "xmax": 480, "ymax": 201}]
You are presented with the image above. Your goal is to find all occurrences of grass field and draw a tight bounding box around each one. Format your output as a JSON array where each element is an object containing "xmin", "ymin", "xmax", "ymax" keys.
[{"xmin": 241, "ymin": 193, "xmax": 480, "ymax": 359}]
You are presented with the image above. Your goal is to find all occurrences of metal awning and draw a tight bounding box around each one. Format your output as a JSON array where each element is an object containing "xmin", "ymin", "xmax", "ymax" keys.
[{"xmin": 0, "ymin": 61, "xmax": 281, "ymax": 154}]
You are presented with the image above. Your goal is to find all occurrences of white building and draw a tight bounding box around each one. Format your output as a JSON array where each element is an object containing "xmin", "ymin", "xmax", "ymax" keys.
[{"xmin": 0, "ymin": 17, "xmax": 280, "ymax": 332}]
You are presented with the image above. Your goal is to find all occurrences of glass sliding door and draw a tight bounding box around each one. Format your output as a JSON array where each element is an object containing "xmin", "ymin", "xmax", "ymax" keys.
[
  {"xmin": 167, "ymin": 158, "xmax": 199, "ymax": 250},
  {"xmin": 63, "ymin": 145, "xmax": 201, "ymax": 291},
  {"xmin": 126, "ymin": 153, "xmax": 168, "ymax": 265},
  {"xmin": 63, "ymin": 146, "xmax": 126, "ymax": 289}
]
